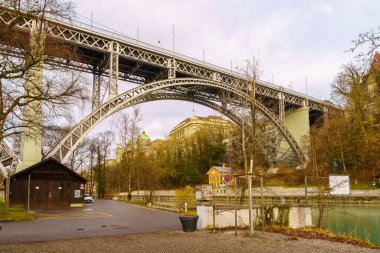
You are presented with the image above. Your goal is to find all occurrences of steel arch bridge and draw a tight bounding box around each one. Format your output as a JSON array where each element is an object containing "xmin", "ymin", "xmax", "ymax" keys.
[
  {"xmin": 0, "ymin": 5, "xmax": 340, "ymax": 172},
  {"xmin": 46, "ymin": 78, "xmax": 304, "ymax": 167}
]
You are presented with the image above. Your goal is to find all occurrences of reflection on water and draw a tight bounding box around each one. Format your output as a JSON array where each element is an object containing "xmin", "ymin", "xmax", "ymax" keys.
[{"xmin": 312, "ymin": 204, "xmax": 380, "ymax": 246}]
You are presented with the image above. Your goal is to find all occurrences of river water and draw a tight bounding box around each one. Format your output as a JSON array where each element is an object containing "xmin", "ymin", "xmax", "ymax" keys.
[{"xmin": 311, "ymin": 204, "xmax": 380, "ymax": 246}]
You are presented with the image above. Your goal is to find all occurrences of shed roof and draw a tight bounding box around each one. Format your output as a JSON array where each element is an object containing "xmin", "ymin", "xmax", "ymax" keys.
[
  {"xmin": 207, "ymin": 166, "xmax": 233, "ymax": 174},
  {"xmin": 10, "ymin": 157, "xmax": 87, "ymax": 183}
]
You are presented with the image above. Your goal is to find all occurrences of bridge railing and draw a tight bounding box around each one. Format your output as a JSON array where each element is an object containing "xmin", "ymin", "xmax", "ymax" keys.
[{"xmin": 65, "ymin": 18, "xmax": 328, "ymax": 102}]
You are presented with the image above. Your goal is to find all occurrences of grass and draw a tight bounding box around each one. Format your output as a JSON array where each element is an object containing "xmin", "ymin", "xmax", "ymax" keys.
[
  {"xmin": 350, "ymin": 184, "xmax": 379, "ymax": 190},
  {"xmin": 0, "ymin": 202, "xmax": 36, "ymax": 222},
  {"xmin": 0, "ymin": 210, "xmax": 35, "ymax": 221},
  {"xmin": 179, "ymin": 209, "xmax": 197, "ymax": 216},
  {"xmin": 266, "ymin": 225, "xmax": 379, "ymax": 249},
  {"xmin": 117, "ymin": 199, "xmax": 147, "ymax": 207},
  {"xmin": 208, "ymin": 225, "xmax": 379, "ymax": 249}
]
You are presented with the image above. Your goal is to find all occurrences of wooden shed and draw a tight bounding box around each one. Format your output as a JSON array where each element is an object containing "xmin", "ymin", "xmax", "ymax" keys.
[{"xmin": 8, "ymin": 158, "xmax": 87, "ymax": 208}]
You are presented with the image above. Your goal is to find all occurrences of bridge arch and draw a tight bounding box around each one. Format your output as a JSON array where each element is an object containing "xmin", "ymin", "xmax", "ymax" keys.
[
  {"xmin": 116, "ymin": 92, "xmax": 299, "ymax": 167},
  {"xmin": 46, "ymin": 78, "xmax": 304, "ymax": 166}
]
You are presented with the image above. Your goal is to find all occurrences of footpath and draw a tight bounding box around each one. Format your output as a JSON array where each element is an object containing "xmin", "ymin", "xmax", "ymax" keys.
[{"xmin": 0, "ymin": 230, "xmax": 378, "ymax": 253}]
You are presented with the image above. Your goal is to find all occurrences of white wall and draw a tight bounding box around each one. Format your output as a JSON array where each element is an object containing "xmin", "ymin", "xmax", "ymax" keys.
[{"xmin": 196, "ymin": 205, "xmax": 312, "ymax": 229}]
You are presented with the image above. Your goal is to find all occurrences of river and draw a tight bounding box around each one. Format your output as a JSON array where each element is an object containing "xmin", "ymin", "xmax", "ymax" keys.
[{"xmin": 312, "ymin": 204, "xmax": 380, "ymax": 246}]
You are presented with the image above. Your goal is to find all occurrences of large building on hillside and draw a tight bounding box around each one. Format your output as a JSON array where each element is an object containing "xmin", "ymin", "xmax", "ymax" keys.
[
  {"xmin": 365, "ymin": 52, "xmax": 380, "ymax": 94},
  {"xmin": 106, "ymin": 131, "xmax": 152, "ymax": 167},
  {"xmin": 364, "ymin": 53, "xmax": 380, "ymax": 116},
  {"xmin": 169, "ymin": 115, "xmax": 234, "ymax": 141}
]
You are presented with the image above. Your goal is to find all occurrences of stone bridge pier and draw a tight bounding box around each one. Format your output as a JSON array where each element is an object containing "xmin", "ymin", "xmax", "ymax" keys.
[
  {"xmin": 284, "ymin": 106, "xmax": 310, "ymax": 161},
  {"xmin": 16, "ymin": 20, "xmax": 45, "ymax": 173}
]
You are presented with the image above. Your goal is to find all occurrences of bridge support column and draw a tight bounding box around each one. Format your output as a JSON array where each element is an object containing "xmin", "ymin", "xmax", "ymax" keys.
[
  {"xmin": 323, "ymin": 105, "xmax": 329, "ymax": 128},
  {"xmin": 279, "ymin": 90, "xmax": 285, "ymax": 123},
  {"xmin": 168, "ymin": 58, "xmax": 176, "ymax": 79},
  {"xmin": 212, "ymin": 72, "xmax": 221, "ymax": 81},
  {"xmin": 108, "ymin": 41, "xmax": 119, "ymax": 99},
  {"xmin": 92, "ymin": 73, "xmax": 101, "ymax": 110},
  {"xmin": 16, "ymin": 21, "xmax": 45, "ymax": 172},
  {"xmin": 285, "ymin": 106, "xmax": 310, "ymax": 161}
]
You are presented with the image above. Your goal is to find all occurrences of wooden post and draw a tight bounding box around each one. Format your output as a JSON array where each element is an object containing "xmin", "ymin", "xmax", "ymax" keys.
[
  {"xmin": 212, "ymin": 205, "xmax": 216, "ymax": 233},
  {"xmin": 234, "ymin": 177, "xmax": 237, "ymax": 235},
  {"xmin": 304, "ymin": 176, "xmax": 308, "ymax": 204},
  {"xmin": 260, "ymin": 175, "xmax": 264, "ymax": 232},
  {"xmin": 27, "ymin": 174, "xmax": 31, "ymax": 213},
  {"xmin": 248, "ymin": 160, "xmax": 254, "ymax": 236},
  {"xmin": 5, "ymin": 173, "xmax": 10, "ymax": 213}
]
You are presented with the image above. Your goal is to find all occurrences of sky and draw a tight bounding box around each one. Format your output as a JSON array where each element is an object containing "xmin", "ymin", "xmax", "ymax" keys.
[{"xmin": 71, "ymin": 0, "xmax": 379, "ymax": 151}]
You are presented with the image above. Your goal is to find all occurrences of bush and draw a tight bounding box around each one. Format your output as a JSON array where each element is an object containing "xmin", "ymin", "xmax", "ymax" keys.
[{"xmin": 175, "ymin": 185, "xmax": 195, "ymax": 212}]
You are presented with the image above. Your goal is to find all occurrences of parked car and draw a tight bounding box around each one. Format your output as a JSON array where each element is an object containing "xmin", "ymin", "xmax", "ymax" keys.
[{"xmin": 84, "ymin": 194, "xmax": 93, "ymax": 203}]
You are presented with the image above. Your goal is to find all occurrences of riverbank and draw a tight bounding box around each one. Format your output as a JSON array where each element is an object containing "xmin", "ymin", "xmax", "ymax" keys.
[{"xmin": 0, "ymin": 230, "xmax": 378, "ymax": 253}]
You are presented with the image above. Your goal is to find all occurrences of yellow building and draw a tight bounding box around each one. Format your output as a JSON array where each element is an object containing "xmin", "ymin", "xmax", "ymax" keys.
[
  {"xmin": 169, "ymin": 115, "xmax": 234, "ymax": 141},
  {"xmin": 207, "ymin": 165, "xmax": 233, "ymax": 190}
]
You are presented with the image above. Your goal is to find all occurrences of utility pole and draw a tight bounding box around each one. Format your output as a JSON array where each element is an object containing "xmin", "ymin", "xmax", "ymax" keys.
[
  {"xmin": 5, "ymin": 172, "xmax": 10, "ymax": 213},
  {"xmin": 137, "ymin": 27, "xmax": 139, "ymax": 44},
  {"xmin": 172, "ymin": 24, "xmax": 175, "ymax": 55},
  {"xmin": 248, "ymin": 161, "xmax": 254, "ymax": 236},
  {"xmin": 260, "ymin": 174, "xmax": 264, "ymax": 232},
  {"xmin": 305, "ymin": 77, "xmax": 308, "ymax": 106},
  {"xmin": 90, "ymin": 12, "xmax": 93, "ymax": 30}
]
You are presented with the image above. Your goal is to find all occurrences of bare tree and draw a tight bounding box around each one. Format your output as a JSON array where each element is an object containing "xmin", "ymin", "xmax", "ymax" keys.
[
  {"xmin": 67, "ymin": 139, "xmax": 91, "ymax": 173},
  {"xmin": 94, "ymin": 130, "xmax": 114, "ymax": 198},
  {"xmin": 0, "ymin": 1, "xmax": 88, "ymax": 144},
  {"xmin": 331, "ymin": 63, "xmax": 380, "ymax": 184},
  {"xmin": 115, "ymin": 106, "xmax": 142, "ymax": 192},
  {"xmin": 243, "ymin": 57, "xmax": 263, "ymax": 172},
  {"xmin": 86, "ymin": 137, "xmax": 98, "ymax": 196},
  {"xmin": 243, "ymin": 57, "xmax": 263, "ymax": 236},
  {"xmin": 349, "ymin": 27, "xmax": 380, "ymax": 60}
]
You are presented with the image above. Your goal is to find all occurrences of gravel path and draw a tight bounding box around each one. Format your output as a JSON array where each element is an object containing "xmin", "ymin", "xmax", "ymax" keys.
[{"xmin": 0, "ymin": 230, "xmax": 378, "ymax": 253}]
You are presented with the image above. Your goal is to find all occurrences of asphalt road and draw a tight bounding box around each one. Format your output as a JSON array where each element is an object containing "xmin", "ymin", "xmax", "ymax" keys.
[{"xmin": 0, "ymin": 200, "xmax": 181, "ymax": 244}]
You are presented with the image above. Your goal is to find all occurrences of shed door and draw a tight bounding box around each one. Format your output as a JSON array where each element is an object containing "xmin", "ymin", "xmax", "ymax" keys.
[
  {"xmin": 48, "ymin": 181, "xmax": 65, "ymax": 208},
  {"xmin": 30, "ymin": 179, "xmax": 48, "ymax": 209}
]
